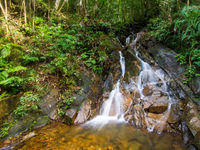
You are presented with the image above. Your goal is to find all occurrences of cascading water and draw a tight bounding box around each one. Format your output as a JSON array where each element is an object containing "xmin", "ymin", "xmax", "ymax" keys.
[
  {"xmin": 85, "ymin": 33, "xmax": 178, "ymax": 134},
  {"xmin": 129, "ymin": 33, "xmax": 175, "ymax": 133},
  {"xmin": 85, "ymin": 51, "xmax": 126, "ymax": 127}
]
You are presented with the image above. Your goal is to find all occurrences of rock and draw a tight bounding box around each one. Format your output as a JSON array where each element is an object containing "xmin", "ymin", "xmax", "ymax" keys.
[
  {"xmin": 182, "ymin": 121, "xmax": 191, "ymax": 144},
  {"xmin": 132, "ymin": 104, "xmax": 146, "ymax": 128},
  {"xmin": 147, "ymin": 113, "xmax": 166, "ymax": 121},
  {"xmin": 65, "ymin": 108, "xmax": 77, "ymax": 124},
  {"xmin": 7, "ymin": 114, "xmax": 49, "ymax": 139},
  {"xmin": 74, "ymin": 100, "xmax": 91, "ymax": 124},
  {"xmin": 189, "ymin": 117, "xmax": 200, "ymax": 135},
  {"xmin": 194, "ymin": 132, "xmax": 200, "ymax": 150},
  {"xmin": 147, "ymin": 43, "xmax": 199, "ymax": 105},
  {"xmin": 103, "ymin": 74, "xmax": 113, "ymax": 93},
  {"xmin": 148, "ymin": 44, "xmax": 186, "ymax": 78},
  {"xmin": 144, "ymin": 95, "xmax": 169, "ymax": 114},
  {"xmin": 192, "ymin": 77, "xmax": 200, "ymax": 100},
  {"xmin": 143, "ymin": 85, "xmax": 153, "ymax": 96},
  {"xmin": 0, "ymin": 95, "xmax": 20, "ymax": 124},
  {"xmin": 123, "ymin": 97, "xmax": 132, "ymax": 112},
  {"xmin": 123, "ymin": 50, "xmax": 140, "ymax": 80},
  {"xmin": 72, "ymin": 92, "xmax": 87, "ymax": 106},
  {"xmin": 167, "ymin": 103, "xmax": 181, "ymax": 123},
  {"xmin": 38, "ymin": 88, "xmax": 59, "ymax": 120},
  {"xmin": 148, "ymin": 105, "xmax": 168, "ymax": 114},
  {"xmin": 22, "ymin": 132, "xmax": 36, "ymax": 141},
  {"xmin": 3, "ymin": 139, "xmax": 11, "ymax": 145},
  {"xmin": 185, "ymin": 101, "xmax": 200, "ymax": 136},
  {"xmin": 147, "ymin": 112, "xmax": 168, "ymax": 133},
  {"xmin": 188, "ymin": 145, "xmax": 197, "ymax": 150}
]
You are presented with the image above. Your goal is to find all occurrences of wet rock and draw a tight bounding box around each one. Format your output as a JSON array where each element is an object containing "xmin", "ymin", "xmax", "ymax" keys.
[
  {"xmin": 147, "ymin": 45, "xmax": 186, "ymax": 78},
  {"xmin": 147, "ymin": 113, "xmax": 166, "ymax": 121},
  {"xmin": 65, "ymin": 108, "xmax": 77, "ymax": 124},
  {"xmin": 74, "ymin": 100, "xmax": 92, "ymax": 124},
  {"xmin": 123, "ymin": 50, "xmax": 140, "ymax": 81},
  {"xmin": 148, "ymin": 105, "xmax": 168, "ymax": 114},
  {"xmin": 132, "ymin": 104, "xmax": 146, "ymax": 128},
  {"xmin": 188, "ymin": 145, "xmax": 197, "ymax": 150},
  {"xmin": 7, "ymin": 114, "xmax": 49, "ymax": 139},
  {"xmin": 194, "ymin": 132, "xmax": 200, "ymax": 150},
  {"xmin": 103, "ymin": 74, "xmax": 113, "ymax": 93},
  {"xmin": 147, "ymin": 113, "xmax": 168, "ymax": 133},
  {"xmin": 168, "ymin": 103, "xmax": 181, "ymax": 123},
  {"xmin": 0, "ymin": 95, "xmax": 20, "ymax": 124},
  {"xmin": 72, "ymin": 93, "xmax": 87, "ymax": 106},
  {"xmin": 188, "ymin": 117, "xmax": 200, "ymax": 135},
  {"xmin": 147, "ymin": 43, "xmax": 199, "ymax": 105},
  {"xmin": 38, "ymin": 88, "xmax": 59, "ymax": 120},
  {"xmin": 22, "ymin": 132, "xmax": 36, "ymax": 141},
  {"xmin": 123, "ymin": 97, "xmax": 133, "ymax": 112},
  {"xmin": 192, "ymin": 77, "xmax": 200, "ymax": 99},
  {"xmin": 144, "ymin": 95, "xmax": 169, "ymax": 114},
  {"xmin": 143, "ymin": 85, "xmax": 153, "ymax": 96},
  {"xmin": 185, "ymin": 101, "xmax": 200, "ymax": 136}
]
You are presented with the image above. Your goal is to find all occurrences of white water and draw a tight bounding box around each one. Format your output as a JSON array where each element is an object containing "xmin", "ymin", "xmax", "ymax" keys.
[
  {"xmin": 86, "ymin": 33, "xmax": 175, "ymax": 133},
  {"xmin": 85, "ymin": 51, "xmax": 126, "ymax": 127},
  {"xmin": 130, "ymin": 33, "xmax": 174, "ymax": 133}
]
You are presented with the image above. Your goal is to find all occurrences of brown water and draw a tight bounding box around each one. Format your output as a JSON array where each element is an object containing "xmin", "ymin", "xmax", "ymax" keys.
[{"xmin": 14, "ymin": 122, "xmax": 186, "ymax": 150}]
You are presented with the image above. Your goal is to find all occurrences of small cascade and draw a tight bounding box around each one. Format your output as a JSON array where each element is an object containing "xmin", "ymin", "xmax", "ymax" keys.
[
  {"xmin": 85, "ymin": 51, "xmax": 126, "ymax": 127},
  {"xmin": 85, "ymin": 33, "xmax": 178, "ymax": 134},
  {"xmin": 129, "ymin": 33, "xmax": 175, "ymax": 133}
]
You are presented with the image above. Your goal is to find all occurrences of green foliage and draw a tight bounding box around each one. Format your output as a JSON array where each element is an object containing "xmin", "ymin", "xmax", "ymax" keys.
[
  {"xmin": 58, "ymin": 94, "xmax": 74, "ymax": 117},
  {"xmin": 0, "ymin": 41, "xmax": 34, "ymax": 97},
  {"xmin": 13, "ymin": 92, "xmax": 40, "ymax": 118},
  {"xmin": 28, "ymin": 23, "xmax": 81, "ymax": 87},
  {"xmin": 60, "ymin": 95, "xmax": 74, "ymax": 110},
  {"xmin": 148, "ymin": 5, "xmax": 200, "ymax": 83},
  {"xmin": 0, "ymin": 121, "xmax": 14, "ymax": 139}
]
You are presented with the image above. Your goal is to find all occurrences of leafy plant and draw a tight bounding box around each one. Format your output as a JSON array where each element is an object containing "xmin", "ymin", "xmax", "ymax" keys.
[
  {"xmin": 0, "ymin": 121, "xmax": 14, "ymax": 139},
  {"xmin": 13, "ymin": 92, "xmax": 40, "ymax": 118},
  {"xmin": 148, "ymin": 5, "xmax": 200, "ymax": 83}
]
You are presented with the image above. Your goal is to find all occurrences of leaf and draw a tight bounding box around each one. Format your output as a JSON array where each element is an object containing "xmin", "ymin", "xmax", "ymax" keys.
[
  {"xmin": 1, "ymin": 47, "xmax": 11, "ymax": 58},
  {"xmin": 91, "ymin": 59, "xmax": 96, "ymax": 65}
]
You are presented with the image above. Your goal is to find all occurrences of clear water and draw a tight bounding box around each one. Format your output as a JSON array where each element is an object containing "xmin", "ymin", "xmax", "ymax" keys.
[{"xmin": 15, "ymin": 122, "xmax": 186, "ymax": 150}]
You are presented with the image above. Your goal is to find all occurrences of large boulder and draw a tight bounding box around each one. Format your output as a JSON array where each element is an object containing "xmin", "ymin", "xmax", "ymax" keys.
[
  {"xmin": 6, "ymin": 114, "xmax": 49, "ymax": 139},
  {"xmin": 74, "ymin": 100, "xmax": 92, "ymax": 124},
  {"xmin": 38, "ymin": 88, "xmax": 60, "ymax": 120},
  {"xmin": 185, "ymin": 101, "xmax": 200, "ymax": 136}
]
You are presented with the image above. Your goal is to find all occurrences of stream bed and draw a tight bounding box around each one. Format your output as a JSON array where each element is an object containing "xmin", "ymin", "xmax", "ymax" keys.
[{"xmin": 14, "ymin": 122, "xmax": 186, "ymax": 150}]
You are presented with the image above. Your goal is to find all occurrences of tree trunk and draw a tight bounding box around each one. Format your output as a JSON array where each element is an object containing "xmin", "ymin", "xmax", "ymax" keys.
[
  {"xmin": 85, "ymin": 0, "xmax": 88, "ymax": 15},
  {"xmin": 118, "ymin": 0, "xmax": 121, "ymax": 20},
  {"xmin": 0, "ymin": 0, "xmax": 9, "ymax": 35},
  {"xmin": 58, "ymin": 0, "xmax": 66, "ymax": 12},
  {"xmin": 66, "ymin": 0, "xmax": 69, "ymax": 11},
  {"xmin": 55, "ymin": 0, "xmax": 61, "ymax": 10},
  {"xmin": 33, "ymin": 0, "xmax": 35, "ymax": 30},
  {"xmin": 23, "ymin": 0, "xmax": 27, "ymax": 24},
  {"xmin": 48, "ymin": 0, "xmax": 50, "ymax": 20},
  {"xmin": 93, "ymin": 0, "xmax": 98, "ymax": 16},
  {"xmin": 187, "ymin": 0, "xmax": 190, "ymax": 6}
]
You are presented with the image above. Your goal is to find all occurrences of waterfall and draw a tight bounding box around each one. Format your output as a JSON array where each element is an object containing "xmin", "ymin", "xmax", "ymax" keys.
[
  {"xmin": 85, "ymin": 33, "xmax": 175, "ymax": 134},
  {"xmin": 129, "ymin": 33, "xmax": 174, "ymax": 133},
  {"xmin": 85, "ymin": 51, "xmax": 126, "ymax": 127}
]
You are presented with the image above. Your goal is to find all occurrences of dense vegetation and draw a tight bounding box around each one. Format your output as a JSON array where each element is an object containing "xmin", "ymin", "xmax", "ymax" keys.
[
  {"xmin": 0, "ymin": 0, "xmax": 199, "ymax": 138},
  {"xmin": 148, "ymin": 0, "xmax": 200, "ymax": 83}
]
